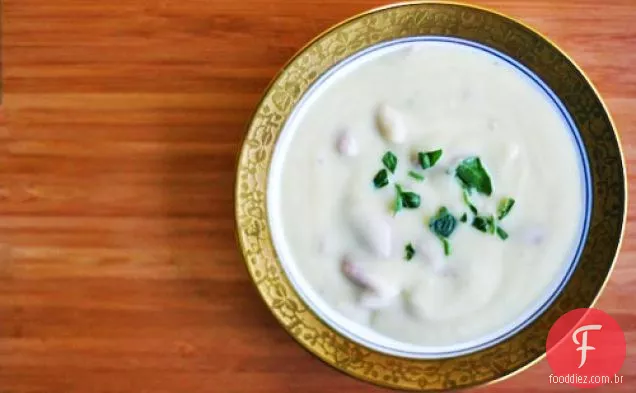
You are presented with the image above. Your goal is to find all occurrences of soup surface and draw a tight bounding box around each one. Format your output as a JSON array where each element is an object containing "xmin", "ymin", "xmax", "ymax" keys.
[{"xmin": 269, "ymin": 40, "xmax": 586, "ymax": 348}]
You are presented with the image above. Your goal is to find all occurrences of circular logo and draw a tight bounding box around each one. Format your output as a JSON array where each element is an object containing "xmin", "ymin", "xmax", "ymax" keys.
[{"xmin": 546, "ymin": 308, "xmax": 626, "ymax": 388}]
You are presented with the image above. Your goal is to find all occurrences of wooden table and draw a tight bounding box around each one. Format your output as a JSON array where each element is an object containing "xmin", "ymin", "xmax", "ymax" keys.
[{"xmin": 1, "ymin": 0, "xmax": 634, "ymax": 392}]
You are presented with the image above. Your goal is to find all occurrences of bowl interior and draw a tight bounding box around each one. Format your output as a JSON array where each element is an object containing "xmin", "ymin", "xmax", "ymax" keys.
[{"xmin": 267, "ymin": 37, "xmax": 592, "ymax": 359}]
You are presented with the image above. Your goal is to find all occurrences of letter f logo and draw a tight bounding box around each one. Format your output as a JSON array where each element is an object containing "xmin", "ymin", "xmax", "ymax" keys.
[{"xmin": 572, "ymin": 324, "xmax": 602, "ymax": 368}]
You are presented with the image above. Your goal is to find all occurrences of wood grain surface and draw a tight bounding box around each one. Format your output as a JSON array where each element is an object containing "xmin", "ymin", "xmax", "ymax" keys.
[{"xmin": 1, "ymin": 0, "xmax": 634, "ymax": 392}]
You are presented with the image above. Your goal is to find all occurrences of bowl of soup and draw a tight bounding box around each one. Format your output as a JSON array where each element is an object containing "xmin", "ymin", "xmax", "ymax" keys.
[{"xmin": 235, "ymin": 2, "xmax": 626, "ymax": 390}]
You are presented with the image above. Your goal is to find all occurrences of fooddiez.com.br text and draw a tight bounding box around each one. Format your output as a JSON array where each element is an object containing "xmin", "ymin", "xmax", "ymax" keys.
[{"xmin": 548, "ymin": 374, "xmax": 624, "ymax": 385}]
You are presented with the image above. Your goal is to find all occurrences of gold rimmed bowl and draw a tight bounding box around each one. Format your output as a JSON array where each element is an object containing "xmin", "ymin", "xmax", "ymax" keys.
[{"xmin": 235, "ymin": 2, "xmax": 626, "ymax": 390}]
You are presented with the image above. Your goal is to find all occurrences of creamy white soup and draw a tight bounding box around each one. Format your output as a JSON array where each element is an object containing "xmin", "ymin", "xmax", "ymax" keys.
[{"xmin": 269, "ymin": 40, "xmax": 586, "ymax": 349}]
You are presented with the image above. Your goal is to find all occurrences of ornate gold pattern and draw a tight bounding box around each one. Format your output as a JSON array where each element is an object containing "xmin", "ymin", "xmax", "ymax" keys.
[{"xmin": 235, "ymin": 2, "xmax": 626, "ymax": 390}]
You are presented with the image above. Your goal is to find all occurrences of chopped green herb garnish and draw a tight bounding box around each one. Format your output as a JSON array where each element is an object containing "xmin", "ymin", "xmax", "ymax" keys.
[
  {"xmin": 496, "ymin": 227, "xmax": 509, "ymax": 240},
  {"xmin": 373, "ymin": 169, "xmax": 389, "ymax": 188},
  {"xmin": 462, "ymin": 190, "xmax": 478, "ymax": 215},
  {"xmin": 405, "ymin": 243, "xmax": 416, "ymax": 261},
  {"xmin": 471, "ymin": 216, "xmax": 488, "ymax": 232},
  {"xmin": 460, "ymin": 213, "xmax": 468, "ymax": 223},
  {"xmin": 408, "ymin": 170, "xmax": 425, "ymax": 181},
  {"xmin": 455, "ymin": 157, "xmax": 493, "ymax": 196},
  {"xmin": 418, "ymin": 149, "xmax": 443, "ymax": 170},
  {"xmin": 429, "ymin": 207, "xmax": 457, "ymax": 238},
  {"xmin": 382, "ymin": 151, "xmax": 398, "ymax": 173},
  {"xmin": 392, "ymin": 184, "xmax": 420, "ymax": 211},
  {"xmin": 401, "ymin": 191, "xmax": 421, "ymax": 209},
  {"xmin": 486, "ymin": 215, "xmax": 496, "ymax": 234},
  {"xmin": 472, "ymin": 215, "xmax": 495, "ymax": 233},
  {"xmin": 497, "ymin": 197, "xmax": 515, "ymax": 220},
  {"xmin": 441, "ymin": 238, "xmax": 451, "ymax": 256},
  {"xmin": 393, "ymin": 184, "xmax": 403, "ymax": 215}
]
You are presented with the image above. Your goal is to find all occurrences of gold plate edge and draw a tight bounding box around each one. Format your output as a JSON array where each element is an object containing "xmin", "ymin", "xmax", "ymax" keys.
[{"xmin": 234, "ymin": 1, "xmax": 628, "ymax": 391}]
